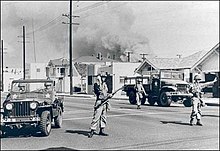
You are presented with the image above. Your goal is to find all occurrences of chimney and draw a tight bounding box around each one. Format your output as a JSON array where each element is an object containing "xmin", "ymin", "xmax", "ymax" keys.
[{"xmin": 97, "ymin": 52, "xmax": 103, "ymax": 60}]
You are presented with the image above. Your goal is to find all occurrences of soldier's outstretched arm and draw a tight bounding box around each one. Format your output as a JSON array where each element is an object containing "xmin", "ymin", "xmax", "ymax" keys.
[{"xmin": 200, "ymin": 77, "xmax": 217, "ymax": 88}]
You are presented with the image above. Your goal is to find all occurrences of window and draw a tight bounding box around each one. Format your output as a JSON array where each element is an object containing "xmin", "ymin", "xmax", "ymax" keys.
[
  {"xmin": 60, "ymin": 68, "xmax": 65, "ymax": 76},
  {"xmin": 36, "ymin": 68, "xmax": 40, "ymax": 72}
]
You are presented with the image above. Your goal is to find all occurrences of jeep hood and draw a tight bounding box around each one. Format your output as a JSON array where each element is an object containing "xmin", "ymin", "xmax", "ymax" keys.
[{"xmin": 9, "ymin": 98, "xmax": 51, "ymax": 103}]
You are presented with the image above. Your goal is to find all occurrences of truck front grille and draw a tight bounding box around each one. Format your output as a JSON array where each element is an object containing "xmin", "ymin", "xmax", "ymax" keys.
[
  {"xmin": 12, "ymin": 102, "xmax": 31, "ymax": 117},
  {"xmin": 177, "ymin": 84, "xmax": 187, "ymax": 92}
]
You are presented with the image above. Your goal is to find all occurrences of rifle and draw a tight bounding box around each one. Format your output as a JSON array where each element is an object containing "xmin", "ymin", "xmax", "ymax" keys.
[{"xmin": 94, "ymin": 86, "xmax": 125, "ymax": 110}]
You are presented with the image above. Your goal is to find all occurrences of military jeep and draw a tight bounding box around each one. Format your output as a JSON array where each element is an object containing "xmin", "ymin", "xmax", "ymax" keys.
[
  {"xmin": 0, "ymin": 79, "xmax": 64, "ymax": 137},
  {"xmin": 123, "ymin": 70, "xmax": 193, "ymax": 107}
]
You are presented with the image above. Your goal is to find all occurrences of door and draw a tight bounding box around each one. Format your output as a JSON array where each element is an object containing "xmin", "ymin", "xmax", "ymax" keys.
[{"xmin": 151, "ymin": 78, "xmax": 160, "ymax": 97}]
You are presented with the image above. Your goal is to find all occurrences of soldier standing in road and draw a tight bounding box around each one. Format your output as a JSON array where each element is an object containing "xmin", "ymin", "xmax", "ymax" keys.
[
  {"xmin": 88, "ymin": 75, "xmax": 111, "ymax": 138},
  {"xmin": 189, "ymin": 74, "xmax": 217, "ymax": 126},
  {"xmin": 135, "ymin": 79, "xmax": 147, "ymax": 109}
]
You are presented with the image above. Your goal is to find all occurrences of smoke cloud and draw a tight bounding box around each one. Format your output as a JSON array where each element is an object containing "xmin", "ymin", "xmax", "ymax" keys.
[{"xmin": 2, "ymin": 2, "xmax": 154, "ymax": 67}]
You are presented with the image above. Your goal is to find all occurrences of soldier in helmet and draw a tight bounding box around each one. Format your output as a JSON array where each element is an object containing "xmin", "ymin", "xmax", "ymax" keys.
[
  {"xmin": 135, "ymin": 78, "xmax": 147, "ymax": 109},
  {"xmin": 189, "ymin": 74, "xmax": 217, "ymax": 126},
  {"xmin": 88, "ymin": 75, "xmax": 111, "ymax": 138}
]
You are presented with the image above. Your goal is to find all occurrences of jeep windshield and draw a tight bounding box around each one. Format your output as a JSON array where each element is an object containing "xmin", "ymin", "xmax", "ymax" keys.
[{"xmin": 10, "ymin": 79, "xmax": 53, "ymax": 99}]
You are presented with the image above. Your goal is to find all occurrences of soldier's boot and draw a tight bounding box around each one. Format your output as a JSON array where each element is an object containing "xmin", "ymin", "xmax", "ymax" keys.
[
  {"xmin": 99, "ymin": 128, "xmax": 108, "ymax": 136},
  {"xmin": 88, "ymin": 130, "xmax": 94, "ymax": 138},
  {"xmin": 137, "ymin": 105, "xmax": 141, "ymax": 109},
  {"xmin": 196, "ymin": 119, "xmax": 203, "ymax": 126},
  {"xmin": 190, "ymin": 118, "xmax": 194, "ymax": 126}
]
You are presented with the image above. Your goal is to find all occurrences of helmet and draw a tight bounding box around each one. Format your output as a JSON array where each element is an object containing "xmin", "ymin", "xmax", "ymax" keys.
[
  {"xmin": 137, "ymin": 78, "xmax": 142, "ymax": 83},
  {"xmin": 96, "ymin": 75, "xmax": 102, "ymax": 83},
  {"xmin": 194, "ymin": 74, "xmax": 202, "ymax": 80}
]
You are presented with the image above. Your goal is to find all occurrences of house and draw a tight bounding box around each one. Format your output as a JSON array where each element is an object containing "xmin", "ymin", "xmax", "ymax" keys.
[
  {"xmin": 25, "ymin": 63, "xmax": 48, "ymax": 79},
  {"xmin": 73, "ymin": 55, "xmax": 119, "ymax": 94},
  {"xmin": 46, "ymin": 55, "xmax": 117, "ymax": 93},
  {"xmin": 135, "ymin": 43, "xmax": 219, "ymax": 97},
  {"xmin": 97, "ymin": 62, "xmax": 141, "ymax": 96},
  {"xmin": 46, "ymin": 57, "xmax": 80, "ymax": 93}
]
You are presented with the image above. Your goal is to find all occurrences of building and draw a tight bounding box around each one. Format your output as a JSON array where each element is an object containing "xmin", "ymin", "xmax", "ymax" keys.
[
  {"xmin": 46, "ymin": 57, "xmax": 80, "ymax": 93},
  {"xmin": 25, "ymin": 63, "xmax": 48, "ymax": 79},
  {"xmin": 1, "ymin": 67, "xmax": 23, "ymax": 92},
  {"xmin": 135, "ymin": 43, "xmax": 219, "ymax": 97}
]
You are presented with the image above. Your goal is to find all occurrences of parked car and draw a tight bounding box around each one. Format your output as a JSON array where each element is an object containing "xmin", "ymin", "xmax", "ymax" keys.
[
  {"xmin": 0, "ymin": 79, "xmax": 64, "ymax": 137},
  {"xmin": 122, "ymin": 70, "xmax": 193, "ymax": 107}
]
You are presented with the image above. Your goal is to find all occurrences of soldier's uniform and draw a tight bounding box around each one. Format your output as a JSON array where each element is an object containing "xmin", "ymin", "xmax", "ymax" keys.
[
  {"xmin": 189, "ymin": 74, "xmax": 217, "ymax": 126},
  {"xmin": 88, "ymin": 76, "xmax": 109, "ymax": 138},
  {"xmin": 135, "ymin": 79, "xmax": 147, "ymax": 109},
  {"xmin": 190, "ymin": 82, "xmax": 203, "ymax": 126}
]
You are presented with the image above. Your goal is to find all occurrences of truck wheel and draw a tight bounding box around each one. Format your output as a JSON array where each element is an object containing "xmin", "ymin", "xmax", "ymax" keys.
[
  {"xmin": 129, "ymin": 91, "xmax": 137, "ymax": 105},
  {"xmin": 141, "ymin": 96, "xmax": 147, "ymax": 105},
  {"xmin": 39, "ymin": 111, "xmax": 51, "ymax": 136},
  {"xmin": 54, "ymin": 109, "xmax": 63, "ymax": 128},
  {"xmin": 148, "ymin": 95, "xmax": 156, "ymax": 106},
  {"xmin": 183, "ymin": 98, "xmax": 192, "ymax": 107},
  {"xmin": 159, "ymin": 92, "xmax": 172, "ymax": 107}
]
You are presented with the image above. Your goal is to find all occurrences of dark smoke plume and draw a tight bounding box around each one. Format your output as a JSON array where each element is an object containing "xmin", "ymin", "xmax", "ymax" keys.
[{"xmin": 2, "ymin": 2, "xmax": 154, "ymax": 67}]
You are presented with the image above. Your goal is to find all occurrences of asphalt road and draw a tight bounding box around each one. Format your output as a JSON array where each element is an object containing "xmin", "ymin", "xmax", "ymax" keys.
[{"xmin": 1, "ymin": 97, "xmax": 219, "ymax": 150}]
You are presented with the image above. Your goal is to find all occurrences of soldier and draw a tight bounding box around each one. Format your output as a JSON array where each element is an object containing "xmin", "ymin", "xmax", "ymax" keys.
[
  {"xmin": 88, "ymin": 75, "xmax": 111, "ymax": 138},
  {"xmin": 135, "ymin": 79, "xmax": 147, "ymax": 109},
  {"xmin": 189, "ymin": 74, "xmax": 217, "ymax": 126}
]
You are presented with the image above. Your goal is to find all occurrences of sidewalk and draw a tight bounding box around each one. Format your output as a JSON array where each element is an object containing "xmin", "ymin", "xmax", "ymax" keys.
[
  {"xmin": 204, "ymin": 97, "xmax": 220, "ymax": 106},
  {"xmin": 57, "ymin": 93, "xmax": 219, "ymax": 106}
]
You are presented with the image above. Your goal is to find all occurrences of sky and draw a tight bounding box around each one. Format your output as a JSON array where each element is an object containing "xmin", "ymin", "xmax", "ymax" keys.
[{"xmin": 1, "ymin": 1, "xmax": 219, "ymax": 67}]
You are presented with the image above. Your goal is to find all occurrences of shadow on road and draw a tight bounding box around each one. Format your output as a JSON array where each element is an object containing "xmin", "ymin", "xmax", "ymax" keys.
[
  {"xmin": 202, "ymin": 114, "xmax": 220, "ymax": 118},
  {"xmin": 160, "ymin": 121, "xmax": 191, "ymax": 126},
  {"xmin": 120, "ymin": 106, "xmax": 136, "ymax": 109},
  {"xmin": 65, "ymin": 129, "xmax": 96, "ymax": 137},
  {"xmin": 41, "ymin": 147, "xmax": 76, "ymax": 150}
]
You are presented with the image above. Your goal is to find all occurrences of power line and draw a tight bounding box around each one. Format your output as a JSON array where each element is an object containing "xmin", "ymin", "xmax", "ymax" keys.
[{"xmin": 25, "ymin": 2, "xmax": 110, "ymax": 35}]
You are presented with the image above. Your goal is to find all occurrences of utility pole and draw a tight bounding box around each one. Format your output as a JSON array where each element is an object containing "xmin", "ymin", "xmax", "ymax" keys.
[
  {"xmin": 23, "ymin": 26, "xmax": 26, "ymax": 79},
  {"xmin": 62, "ymin": 0, "xmax": 79, "ymax": 95},
  {"xmin": 125, "ymin": 51, "xmax": 132, "ymax": 62},
  {"xmin": 1, "ymin": 40, "xmax": 3, "ymax": 91},
  {"xmin": 177, "ymin": 54, "xmax": 182, "ymax": 59},
  {"xmin": 140, "ymin": 53, "xmax": 148, "ymax": 61},
  {"xmin": 69, "ymin": 0, "xmax": 73, "ymax": 95}
]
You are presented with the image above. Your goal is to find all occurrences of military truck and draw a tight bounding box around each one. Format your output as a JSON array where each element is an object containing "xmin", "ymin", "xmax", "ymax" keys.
[
  {"xmin": 0, "ymin": 79, "xmax": 64, "ymax": 137},
  {"xmin": 122, "ymin": 70, "xmax": 193, "ymax": 107}
]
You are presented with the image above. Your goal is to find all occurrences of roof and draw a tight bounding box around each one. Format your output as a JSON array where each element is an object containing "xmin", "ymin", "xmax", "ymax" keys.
[
  {"xmin": 48, "ymin": 57, "xmax": 69, "ymax": 67},
  {"xmin": 178, "ymin": 50, "xmax": 209, "ymax": 69},
  {"xmin": 72, "ymin": 56, "xmax": 118, "ymax": 63},
  {"xmin": 135, "ymin": 43, "xmax": 219, "ymax": 73},
  {"xmin": 12, "ymin": 79, "xmax": 54, "ymax": 83},
  {"xmin": 147, "ymin": 58, "xmax": 181, "ymax": 69}
]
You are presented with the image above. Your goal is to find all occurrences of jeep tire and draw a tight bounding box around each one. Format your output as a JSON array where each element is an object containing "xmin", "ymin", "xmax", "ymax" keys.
[
  {"xmin": 39, "ymin": 111, "xmax": 51, "ymax": 136},
  {"xmin": 183, "ymin": 98, "xmax": 192, "ymax": 107},
  {"xmin": 129, "ymin": 91, "xmax": 137, "ymax": 105},
  {"xmin": 158, "ymin": 92, "xmax": 172, "ymax": 107},
  {"xmin": 54, "ymin": 109, "xmax": 63, "ymax": 128}
]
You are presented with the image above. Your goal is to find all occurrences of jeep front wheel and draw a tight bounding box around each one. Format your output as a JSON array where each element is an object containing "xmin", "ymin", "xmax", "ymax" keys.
[
  {"xmin": 158, "ymin": 92, "xmax": 172, "ymax": 107},
  {"xmin": 129, "ymin": 91, "xmax": 137, "ymax": 105},
  {"xmin": 183, "ymin": 98, "xmax": 192, "ymax": 107},
  {"xmin": 39, "ymin": 111, "xmax": 51, "ymax": 136},
  {"xmin": 54, "ymin": 109, "xmax": 63, "ymax": 128}
]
